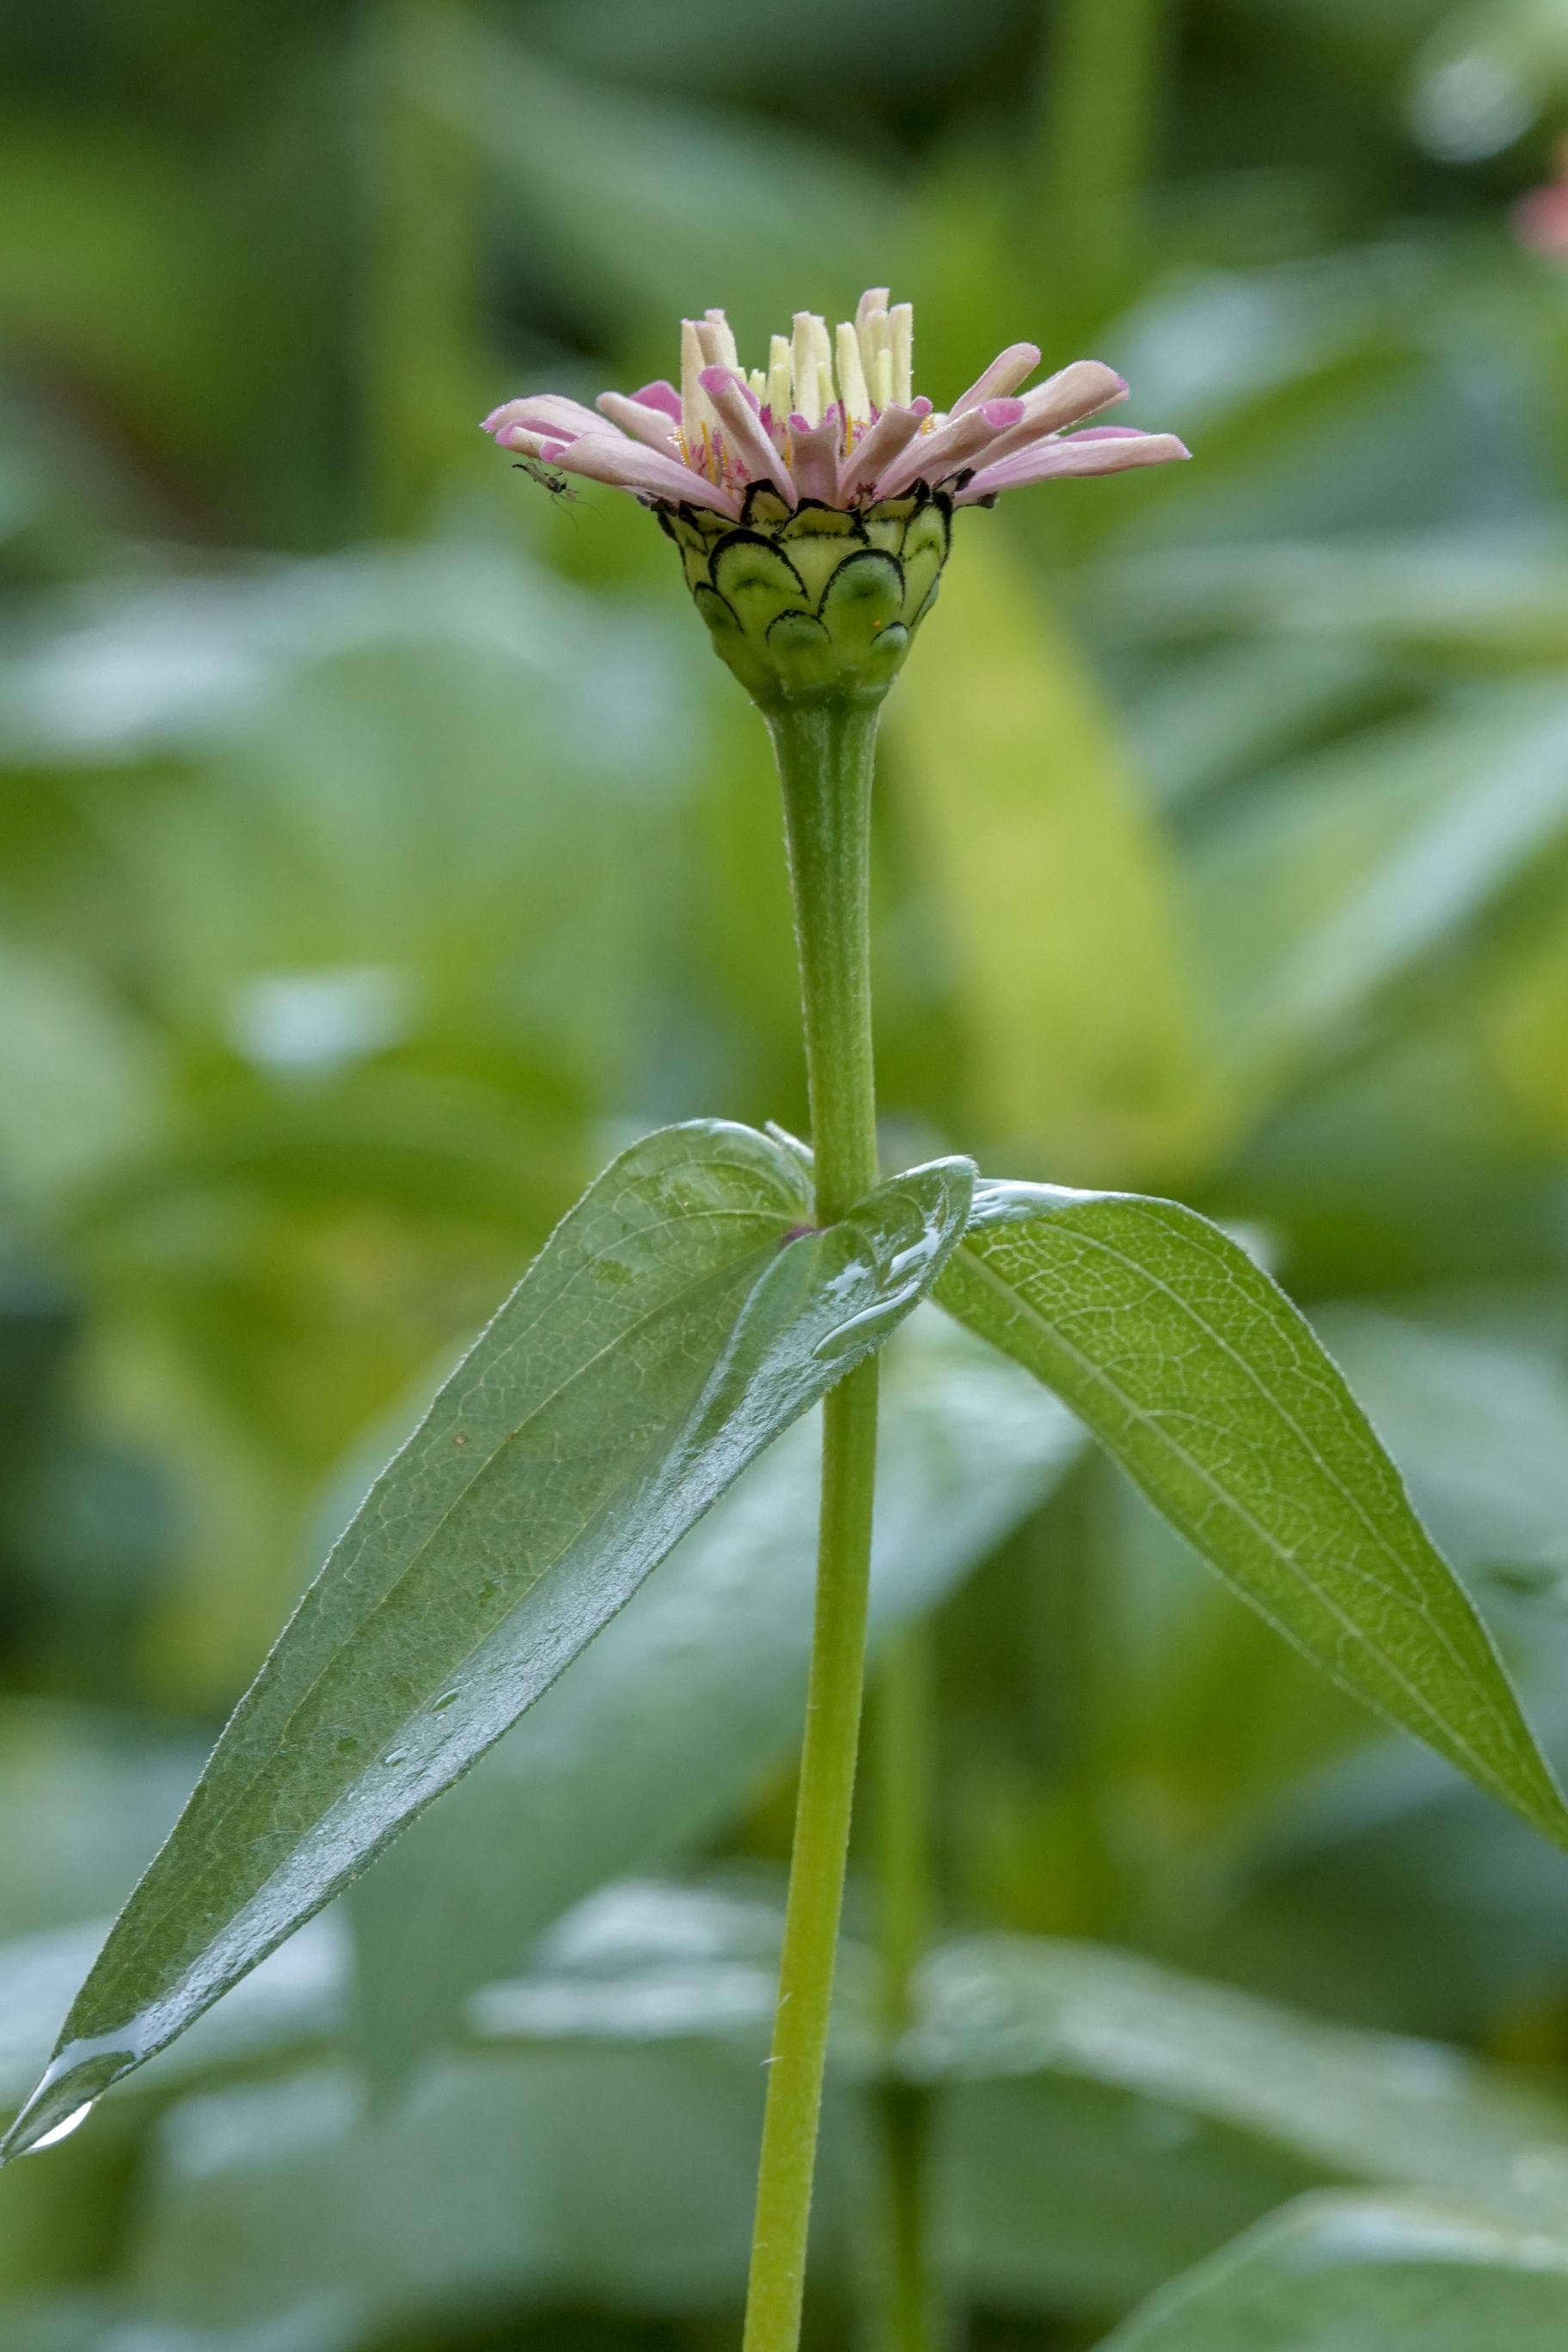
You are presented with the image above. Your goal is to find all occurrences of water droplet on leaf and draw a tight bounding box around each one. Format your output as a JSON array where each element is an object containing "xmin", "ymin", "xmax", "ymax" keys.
[
  {"xmin": 2, "ymin": 2028, "xmax": 143, "ymax": 2164},
  {"xmin": 32, "ymin": 2104, "xmax": 93, "ymax": 2151}
]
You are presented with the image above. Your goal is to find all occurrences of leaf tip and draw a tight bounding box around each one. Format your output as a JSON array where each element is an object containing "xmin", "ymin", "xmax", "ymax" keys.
[{"xmin": 0, "ymin": 2035, "xmax": 143, "ymax": 2166}]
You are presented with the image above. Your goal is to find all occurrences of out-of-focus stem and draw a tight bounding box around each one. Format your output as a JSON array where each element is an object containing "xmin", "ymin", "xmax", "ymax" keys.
[
  {"xmin": 362, "ymin": 0, "xmax": 479, "ymax": 534},
  {"xmin": 1030, "ymin": 0, "xmax": 1168, "ymax": 291},
  {"xmin": 877, "ymin": 1621, "xmax": 935, "ymax": 2044},
  {"xmin": 875, "ymin": 1620, "xmax": 938, "ymax": 2352}
]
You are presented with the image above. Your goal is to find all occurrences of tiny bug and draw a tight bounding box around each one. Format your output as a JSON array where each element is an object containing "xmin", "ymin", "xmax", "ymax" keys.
[{"xmin": 511, "ymin": 456, "xmax": 580, "ymax": 506}]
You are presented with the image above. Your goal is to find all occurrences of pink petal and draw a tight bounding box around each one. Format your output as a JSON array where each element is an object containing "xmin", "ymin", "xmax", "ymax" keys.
[
  {"xmin": 787, "ymin": 412, "xmax": 842, "ymax": 504},
  {"xmin": 700, "ymin": 366, "xmax": 798, "ymax": 505},
  {"xmin": 836, "ymin": 399, "xmax": 932, "ymax": 502},
  {"xmin": 971, "ymin": 360, "xmax": 1128, "ymax": 471},
  {"xmin": 482, "ymin": 399, "xmax": 535, "ymax": 436},
  {"xmin": 549, "ymin": 432, "xmax": 743, "ymax": 518},
  {"xmin": 597, "ymin": 390, "xmax": 683, "ymax": 452},
  {"xmin": 631, "ymin": 379, "xmax": 683, "ymax": 422},
  {"xmin": 493, "ymin": 424, "xmax": 558, "ymax": 458},
  {"xmin": 481, "ymin": 393, "xmax": 608, "ymax": 441},
  {"xmin": 951, "ymin": 342, "xmax": 1042, "ymax": 415},
  {"xmin": 954, "ymin": 430, "xmax": 1189, "ymax": 503},
  {"xmin": 871, "ymin": 397, "xmax": 1026, "ymax": 499}
]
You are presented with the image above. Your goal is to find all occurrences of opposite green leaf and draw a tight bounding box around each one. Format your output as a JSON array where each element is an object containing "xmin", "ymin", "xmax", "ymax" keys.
[
  {"xmin": 2, "ymin": 1121, "xmax": 974, "ymax": 2160},
  {"xmin": 1101, "ymin": 2192, "xmax": 1568, "ymax": 2350},
  {"xmin": 937, "ymin": 1182, "xmax": 1568, "ymax": 1849}
]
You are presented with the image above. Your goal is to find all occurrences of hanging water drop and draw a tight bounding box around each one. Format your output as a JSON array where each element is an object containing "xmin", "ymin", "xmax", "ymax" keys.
[
  {"xmin": 2, "ymin": 2028, "xmax": 144, "ymax": 2165},
  {"xmin": 31, "ymin": 2103, "xmax": 93, "ymax": 2152}
]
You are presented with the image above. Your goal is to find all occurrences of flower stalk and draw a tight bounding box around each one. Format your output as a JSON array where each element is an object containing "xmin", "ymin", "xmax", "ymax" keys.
[
  {"xmin": 740, "ymin": 697, "xmax": 883, "ymax": 2352},
  {"xmin": 769, "ymin": 702, "xmax": 881, "ymax": 1222},
  {"xmin": 744, "ymin": 1355, "xmax": 879, "ymax": 2352}
]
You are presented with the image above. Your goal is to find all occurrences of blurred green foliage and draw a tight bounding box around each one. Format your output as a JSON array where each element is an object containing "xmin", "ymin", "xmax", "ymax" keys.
[{"xmin": 10, "ymin": 0, "xmax": 1568, "ymax": 2343}]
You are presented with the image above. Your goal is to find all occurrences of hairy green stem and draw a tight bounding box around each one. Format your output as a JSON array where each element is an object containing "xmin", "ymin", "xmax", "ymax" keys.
[{"xmin": 742, "ymin": 699, "xmax": 883, "ymax": 2352}]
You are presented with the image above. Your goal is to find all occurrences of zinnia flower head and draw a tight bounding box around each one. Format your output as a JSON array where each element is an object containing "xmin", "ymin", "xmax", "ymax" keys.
[{"xmin": 482, "ymin": 291, "xmax": 1187, "ymax": 706}]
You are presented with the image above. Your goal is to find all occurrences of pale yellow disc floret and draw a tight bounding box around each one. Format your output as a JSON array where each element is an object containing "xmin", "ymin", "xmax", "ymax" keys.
[
  {"xmin": 834, "ymin": 323, "xmax": 872, "ymax": 427},
  {"xmin": 678, "ymin": 288, "xmax": 922, "ymax": 478},
  {"xmin": 768, "ymin": 335, "xmax": 793, "ymax": 419},
  {"xmin": 890, "ymin": 304, "xmax": 913, "ymax": 407},
  {"xmin": 680, "ymin": 318, "xmax": 721, "ymax": 454},
  {"xmin": 701, "ymin": 308, "xmax": 739, "ymax": 370},
  {"xmin": 790, "ymin": 314, "xmax": 834, "ymax": 426}
]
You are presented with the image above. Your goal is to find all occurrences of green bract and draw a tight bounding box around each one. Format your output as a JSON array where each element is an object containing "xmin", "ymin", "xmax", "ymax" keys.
[{"xmin": 658, "ymin": 484, "xmax": 952, "ymax": 706}]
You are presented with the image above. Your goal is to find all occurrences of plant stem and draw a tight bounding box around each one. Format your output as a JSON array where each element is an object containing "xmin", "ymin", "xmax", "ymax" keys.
[
  {"xmin": 362, "ymin": 0, "xmax": 479, "ymax": 535},
  {"xmin": 874, "ymin": 1620, "xmax": 937, "ymax": 2352},
  {"xmin": 1028, "ymin": 0, "xmax": 1167, "ymax": 298},
  {"xmin": 767, "ymin": 701, "xmax": 882, "ymax": 1222},
  {"xmin": 878, "ymin": 2082, "xmax": 933, "ymax": 2352},
  {"xmin": 742, "ymin": 699, "xmax": 883, "ymax": 2352},
  {"xmin": 876, "ymin": 1621, "xmax": 935, "ymax": 2043}
]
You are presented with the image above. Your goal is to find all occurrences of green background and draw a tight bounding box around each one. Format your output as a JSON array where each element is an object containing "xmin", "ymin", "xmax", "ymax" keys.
[{"xmin": 9, "ymin": 1, "xmax": 1568, "ymax": 2344}]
